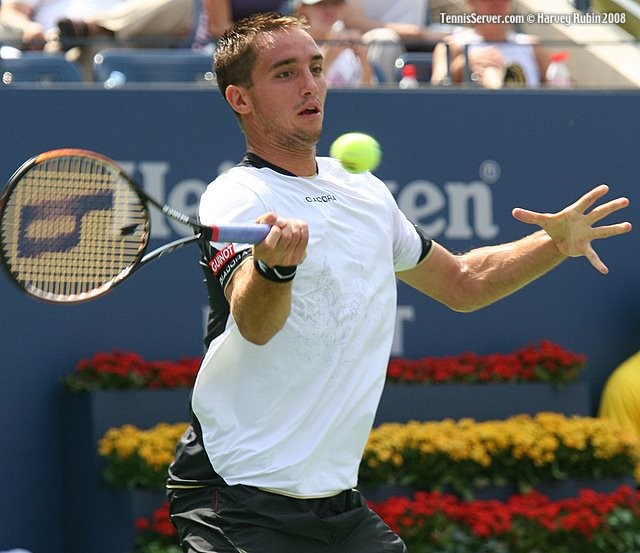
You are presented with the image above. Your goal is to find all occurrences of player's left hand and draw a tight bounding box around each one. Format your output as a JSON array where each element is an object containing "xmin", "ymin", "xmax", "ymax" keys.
[{"xmin": 511, "ymin": 184, "xmax": 632, "ymax": 274}]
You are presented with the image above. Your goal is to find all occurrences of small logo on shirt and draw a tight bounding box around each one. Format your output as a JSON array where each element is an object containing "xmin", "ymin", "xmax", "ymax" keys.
[
  {"xmin": 305, "ymin": 194, "xmax": 337, "ymax": 203},
  {"xmin": 209, "ymin": 243, "xmax": 236, "ymax": 275}
]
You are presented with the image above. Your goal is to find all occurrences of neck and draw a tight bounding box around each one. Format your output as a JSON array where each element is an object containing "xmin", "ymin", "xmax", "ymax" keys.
[{"xmin": 246, "ymin": 143, "xmax": 318, "ymax": 177}]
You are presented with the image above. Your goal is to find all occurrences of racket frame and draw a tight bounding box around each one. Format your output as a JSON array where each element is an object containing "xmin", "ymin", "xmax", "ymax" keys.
[{"xmin": 0, "ymin": 148, "xmax": 268, "ymax": 303}]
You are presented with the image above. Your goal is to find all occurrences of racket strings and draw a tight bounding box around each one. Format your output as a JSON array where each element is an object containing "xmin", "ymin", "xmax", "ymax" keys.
[{"xmin": 1, "ymin": 154, "xmax": 149, "ymax": 301}]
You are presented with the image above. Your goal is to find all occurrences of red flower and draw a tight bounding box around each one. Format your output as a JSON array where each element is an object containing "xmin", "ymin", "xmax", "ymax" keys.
[
  {"xmin": 65, "ymin": 351, "xmax": 202, "ymax": 391},
  {"xmin": 135, "ymin": 501, "xmax": 178, "ymax": 541},
  {"xmin": 368, "ymin": 485, "xmax": 640, "ymax": 548},
  {"xmin": 385, "ymin": 341, "xmax": 585, "ymax": 386},
  {"xmin": 134, "ymin": 517, "xmax": 150, "ymax": 531}
]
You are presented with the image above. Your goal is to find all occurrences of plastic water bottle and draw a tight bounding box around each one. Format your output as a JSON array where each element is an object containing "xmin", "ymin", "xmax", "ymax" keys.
[
  {"xmin": 545, "ymin": 52, "xmax": 571, "ymax": 88},
  {"xmin": 104, "ymin": 70, "xmax": 126, "ymax": 89},
  {"xmin": 399, "ymin": 64, "xmax": 419, "ymax": 89}
]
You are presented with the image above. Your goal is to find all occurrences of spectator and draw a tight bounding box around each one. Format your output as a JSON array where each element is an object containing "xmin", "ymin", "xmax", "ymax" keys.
[
  {"xmin": 0, "ymin": 0, "xmax": 193, "ymax": 52},
  {"xmin": 342, "ymin": 0, "xmax": 448, "ymax": 82},
  {"xmin": 192, "ymin": 0, "xmax": 286, "ymax": 52},
  {"xmin": 599, "ymin": 351, "xmax": 640, "ymax": 441},
  {"xmin": 0, "ymin": 0, "xmax": 56, "ymax": 49},
  {"xmin": 0, "ymin": 0, "xmax": 26, "ymax": 49},
  {"xmin": 56, "ymin": 0, "xmax": 194, "ymax": 49},
  {"xmin": 293, "ymin": 0, "xmax": 375, "ymax": 87},
  {"xmin": 431, "ymin": 0, "xmax": 548, "ymax": 88}
]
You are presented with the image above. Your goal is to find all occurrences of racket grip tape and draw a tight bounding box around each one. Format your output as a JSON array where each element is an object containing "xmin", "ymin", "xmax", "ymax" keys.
[{"xmin": 210, "ymin": 223, "xmax": 271, "ymax": 244}]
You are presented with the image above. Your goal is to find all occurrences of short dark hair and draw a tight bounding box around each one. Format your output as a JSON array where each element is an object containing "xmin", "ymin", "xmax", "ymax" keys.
[{"xmin": 215, "ymin": 12, "xmax": 311, "ymax": 103}]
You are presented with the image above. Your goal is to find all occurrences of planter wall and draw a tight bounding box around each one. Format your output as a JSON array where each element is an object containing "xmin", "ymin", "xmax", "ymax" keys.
[
  {"xmin": 60, "ymin": 389, "xmax": 191, "ymax": 553},
  {"xmin": 374, "ymin": 381, "xmax": 591, "ymax": 425},
  {"xmin": 61, "ymin": 381, "xmax": 600, "ymax": 551},
  {"xmin": 361, "ymin": 476, "xmax": 638, "ymax": 504}
]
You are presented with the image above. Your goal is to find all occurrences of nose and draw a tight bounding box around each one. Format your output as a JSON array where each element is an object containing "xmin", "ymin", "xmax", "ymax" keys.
[{"xmin": 301, "ymin": 67, "xmax": 322, "ymax": 95}]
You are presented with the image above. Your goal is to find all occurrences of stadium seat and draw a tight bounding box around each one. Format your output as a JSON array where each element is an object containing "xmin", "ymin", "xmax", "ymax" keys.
[
  {"xmin": 93, "ymin": 49, "xmax": 215, "ymax": 84},
  {"xmin": 0, "ymin": 53, "xmax": 83, "ymax": 84},
  {"xmin": 394, "ymin": 52, "xmax": 433, "ymax": 83}
]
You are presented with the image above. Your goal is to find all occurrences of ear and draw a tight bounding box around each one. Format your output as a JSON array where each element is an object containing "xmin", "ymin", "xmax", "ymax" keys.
[{"xmin": 225, "ymin": 84, "xmax": 252, "ymax": 116}]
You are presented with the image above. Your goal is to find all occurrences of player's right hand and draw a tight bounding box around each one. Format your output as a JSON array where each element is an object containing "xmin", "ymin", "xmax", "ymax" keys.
[{"xmin": 253, "ymin": 212, "xmax": 308, "ymax": 268}]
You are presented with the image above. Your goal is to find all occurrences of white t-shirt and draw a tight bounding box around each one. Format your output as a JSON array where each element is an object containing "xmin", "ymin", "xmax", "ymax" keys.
[
  {"xmin": 191, "ymin": 156, "xmax": 425, "ymax": 498},
  {"xmin": 11, "ymin": 0, "xmax": 122, "ymax": 31},
  {"xmin": 326, "ymin": 48, "xmax": 364, "ymax": 87}
]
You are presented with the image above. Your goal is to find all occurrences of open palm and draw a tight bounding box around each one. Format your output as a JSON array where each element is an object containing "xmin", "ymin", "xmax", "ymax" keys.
[{"xmin": 512, "ymin": 184, "xmax": 632, "ymax": 274}]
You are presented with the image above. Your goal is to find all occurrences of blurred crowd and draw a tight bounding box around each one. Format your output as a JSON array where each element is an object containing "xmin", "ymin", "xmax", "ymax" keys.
[{"xmin": 0, "ymin": 0, "xmax": 630, "ymax": 88}]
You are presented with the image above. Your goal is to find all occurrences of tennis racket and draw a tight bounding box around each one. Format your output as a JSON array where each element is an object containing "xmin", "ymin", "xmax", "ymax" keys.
[{"xmin": 0, "ymin": 148, "xmax": 270, "ymax": 303}]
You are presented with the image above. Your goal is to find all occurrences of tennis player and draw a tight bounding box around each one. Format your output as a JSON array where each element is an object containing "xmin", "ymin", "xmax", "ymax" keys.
[{"xmin": 166, "ymin": 12, "xmax": 631, "ymax": 553}]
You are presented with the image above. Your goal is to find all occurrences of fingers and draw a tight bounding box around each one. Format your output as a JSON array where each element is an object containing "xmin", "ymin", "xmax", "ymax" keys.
[
  {"xmin": 513, "ymin": 186, "xmax": 631, "ymax": 232},
  {"xmin": 590, "ymin": 221, "xmax": 633, "ymax": 240},
  {"xmin": 254, "ymin": 213, "xmax": 308, "ymax": 267},
  {"xmin": 573, "ymin": 186, "xmax": 631, "ymax": 237},
  {"xmin": 585, "ymin": 245, "xmax": 608, "ymax": 275},
  {"xmin": 512, "ymin": 185, "xmax": 631, "ymax": 275},
  {"xmin": 572, "ymin": 184, "xmax": 610, "ymax": 214},
  {"xmin": 586, "ymin": 196, "xmax": 630, "ymax": 225},
  {"xmin": 512, "ymin": 185, "xmax": 613, "ymax": 225},
  {"xmin": 511, "ymin": 207, "xmax": 549, "ymax": 226}
]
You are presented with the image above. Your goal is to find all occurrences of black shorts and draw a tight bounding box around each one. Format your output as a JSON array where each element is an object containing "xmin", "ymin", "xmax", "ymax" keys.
[{"xmin": 167, "ymin": 484, "xmax": 407, "ymax": 553}]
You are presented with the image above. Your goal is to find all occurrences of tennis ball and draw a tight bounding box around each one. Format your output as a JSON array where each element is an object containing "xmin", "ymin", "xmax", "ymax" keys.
[{"xmin": 330, "ymin": 132, "xmax": 381, "ymax": 174}]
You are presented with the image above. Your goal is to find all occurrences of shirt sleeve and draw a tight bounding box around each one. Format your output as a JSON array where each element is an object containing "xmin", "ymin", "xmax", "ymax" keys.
[
  {"xmin": 198, "ymin": 170, "xmax": 269, "ymax": 251},
  {"xmin": 197, "ymin": 170, "xmax": 269, "ymax": 293},
  {"xmin": 375, "ymin": 179, "xmax": 432, "ymax": 271}
]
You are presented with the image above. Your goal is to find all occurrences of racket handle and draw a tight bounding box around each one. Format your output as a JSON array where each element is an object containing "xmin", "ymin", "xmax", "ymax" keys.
[{"xmin": 210, "ymin": 223, "xmax": 271, "ymax": 244}]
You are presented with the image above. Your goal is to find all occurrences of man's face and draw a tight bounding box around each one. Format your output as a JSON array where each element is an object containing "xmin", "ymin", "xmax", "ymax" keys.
[{"xmin": 240, "ymin": 28, "xmax": 328, "ymax": 151}]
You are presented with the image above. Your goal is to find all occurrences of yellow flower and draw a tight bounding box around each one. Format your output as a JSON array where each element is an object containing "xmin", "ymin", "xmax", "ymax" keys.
[
  {"xmin": 99, "ymin": 413, "xmax": 640, "ymax": 493},
  {"xmin": 98, "ymin": 422, "xmax": 189, "ymax": 487},
  {"xmin": 363, "ymin": 413, "xmax": 640, "ymax": 494}
]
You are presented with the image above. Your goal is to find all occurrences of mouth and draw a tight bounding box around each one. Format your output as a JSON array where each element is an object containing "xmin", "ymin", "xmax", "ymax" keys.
[{"xmin": 298, "ymin": 105, "xmax": 321, "ymax": 117}]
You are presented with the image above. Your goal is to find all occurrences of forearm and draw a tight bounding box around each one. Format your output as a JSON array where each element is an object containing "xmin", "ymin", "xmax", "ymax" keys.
[
  {"xmin": 454, "ymin": 230, "xmax": 566, "ymax": 311},
  {"xmin": 344, "ymin": 14, "xmax": 423, "ymax": 41},
  {"xmin": 398, "ymin": 230, "xmax": 566, "ymax": 312},
  {"xmin": 384, "ymin": 22, "xmax": 445, "ymax": 43},
  {"xmin": 360, "ymin": 58, "xmax": 375, "ymax": 85},
  {"xmin": 227, "ymin": 259, "xmax": 293, "ymax": 345},
  {"xmin": 401, "ymin": 184, "xmax": 630, "ymax": 308},
  {"xmin": 431, "ymin": 43, "xmax": 464, "ymax": 84},
  {"xmin": 0, "ymin": 4, "xmax": 34, "ymax": 29},
  {"xmin": 204, "ymin": 0, "xmax": 232, "ymax": 39}
]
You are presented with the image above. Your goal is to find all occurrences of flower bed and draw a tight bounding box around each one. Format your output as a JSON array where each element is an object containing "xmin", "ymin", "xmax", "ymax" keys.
[
  {"xmin": 386, "ymin": 340, "xmax": 585, "ymax": 387},
  {"xmin": 134, "ymin": 501, "xmax": 181, "ymax": 553},
  {"xmin": 133, "ymin": 486, "xmax": 640, "ymax": 553},
  {"xmin": 98, "ymin": 414, "xmax": 640, "ymax": 496},
  {"xmin": 361, "ymin": 412, "xmax": 640, "ymax": 499},
  {"xmin": 64, "ymin": 340, "xmax": 584, "ymax": 392},
  {"xmin": 69, "ymin": 341, "xmax": 595, "ymax": 552},
  {"xmin": 99, "ymin": 422, "xmax": 189, "ymax": 488},
  {"xmin": 63, "ymin": 351, "xmax": 201, "ymax": 391},
  {"xmin": 370, "ymin": 486, "xmax": 640, "ymax": 553}
]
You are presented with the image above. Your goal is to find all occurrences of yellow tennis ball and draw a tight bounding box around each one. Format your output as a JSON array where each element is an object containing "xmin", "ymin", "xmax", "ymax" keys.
[{"xmin": 330, "ymin": 132, "xmax": 381, "ymax": 174}]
